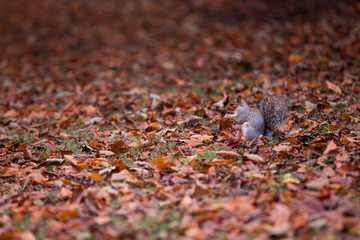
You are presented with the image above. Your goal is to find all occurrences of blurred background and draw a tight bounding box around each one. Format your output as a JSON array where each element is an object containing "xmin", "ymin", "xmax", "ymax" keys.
[{"xmin": 0, "ymin": 0, "xmax": 358, "ymax": 90}]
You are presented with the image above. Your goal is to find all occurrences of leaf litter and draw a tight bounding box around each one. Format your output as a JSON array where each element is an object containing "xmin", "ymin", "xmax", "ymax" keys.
[{"xmin": 0, "ymin": 0, "xmax": 359, "ymax": 239}]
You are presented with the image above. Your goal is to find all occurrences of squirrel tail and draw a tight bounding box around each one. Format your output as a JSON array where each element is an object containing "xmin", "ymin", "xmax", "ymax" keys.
[{"xmin": 260, "ymin": 94, "xmax": 288, "ymax": 136}]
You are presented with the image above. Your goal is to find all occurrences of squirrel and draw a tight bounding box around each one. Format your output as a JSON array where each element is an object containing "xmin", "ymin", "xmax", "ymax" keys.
[{"xmin": 224, "ymin": 94, "xmax": 288, "ymax": 139}]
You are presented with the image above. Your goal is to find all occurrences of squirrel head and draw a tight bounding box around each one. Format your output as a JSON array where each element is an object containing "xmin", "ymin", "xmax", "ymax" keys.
[{"xmin": 225, "ymin": 95, "xmax": 248, "ymax": 113}]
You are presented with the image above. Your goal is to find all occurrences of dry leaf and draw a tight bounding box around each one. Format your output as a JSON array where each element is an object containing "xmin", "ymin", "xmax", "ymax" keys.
[
  {"xmin": 86, "ymin": 172, "xmax": 105, "ymax": 182},
  {"xmin": 110, "ymin": 140, "xmax": 129, "ymax": 153},
  {"xmin": 326, "ymin": 80, "xmax": 343, "ymax": 95},
  {"xmin": 323, "ymin": 140, "xmax": 337, "ymax": 154},
  {"xmin": 244, "ymin": 153, "xmax": 265, "ymax": 163}
]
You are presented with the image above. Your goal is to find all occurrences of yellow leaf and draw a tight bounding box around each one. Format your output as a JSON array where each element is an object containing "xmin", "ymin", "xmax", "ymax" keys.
[{"xmin": 282, "ymin": 173, "xmax": 300, "ymax": 184}]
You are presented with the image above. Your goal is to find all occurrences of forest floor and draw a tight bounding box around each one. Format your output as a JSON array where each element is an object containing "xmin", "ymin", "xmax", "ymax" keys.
[{"xmin": 0, "ymin": 0, "xmax": 359, "ymax": 239}]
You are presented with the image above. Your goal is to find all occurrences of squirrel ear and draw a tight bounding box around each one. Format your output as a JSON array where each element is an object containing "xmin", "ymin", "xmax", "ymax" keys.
[{"xmin": 236, "ymin": 95, "xmax": 242, "ymax": 104}]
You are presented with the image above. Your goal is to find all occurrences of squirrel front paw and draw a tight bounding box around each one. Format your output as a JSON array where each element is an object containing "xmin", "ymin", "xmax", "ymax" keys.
[{"xmin": 223, "ymin": 114, "xmax": 232, "ymax": 119}]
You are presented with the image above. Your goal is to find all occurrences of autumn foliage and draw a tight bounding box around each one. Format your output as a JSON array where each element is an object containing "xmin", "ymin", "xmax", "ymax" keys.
[{"xmin": 0, "ymin": 0, "xmax": 359, "ymax": 239}]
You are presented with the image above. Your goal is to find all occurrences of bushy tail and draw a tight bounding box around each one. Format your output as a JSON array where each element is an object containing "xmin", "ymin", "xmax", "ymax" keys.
[{"xmin": 260, "ymin": 94, "xmax": 288, "ymax": 136}]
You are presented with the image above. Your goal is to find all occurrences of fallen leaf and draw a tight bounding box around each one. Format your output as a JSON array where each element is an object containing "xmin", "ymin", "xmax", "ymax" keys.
[
  {"xmin": 99, "ymin": 150, "xmax": 115, "ymax": 156},
  {"xmin": 150, "ymin": 158, "xmax": 175, "ymax": 170},
  {"xmin": 215, "ymin": 150, "xmax": 240, "ymax": 158},
  {"xmin": 110, "ymin": 141, "xmax": 129, "ymax": 153},
  {"xmin": 86, "ymin": 172, "xmax": 105, "ymax": 182},
  {"xmin": 305, "ymin": 177, "xmax": 329, "ymax": 190},
  {"xmin": 244, "ymin": 153, "xmax": 265, "ymax": 163},
  {"xmin": 326, "ymin": 80, "xmax": 343, "ymax": 95},
  {"xmin": 323, "ymin": 140, "xmax": 337, "ymax": 154}
]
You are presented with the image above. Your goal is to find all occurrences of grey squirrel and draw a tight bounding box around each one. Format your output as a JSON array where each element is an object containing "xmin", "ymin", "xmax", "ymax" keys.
[{"xmin": 224, "ymin": 94, "xmax": 288, "ymax": 139}]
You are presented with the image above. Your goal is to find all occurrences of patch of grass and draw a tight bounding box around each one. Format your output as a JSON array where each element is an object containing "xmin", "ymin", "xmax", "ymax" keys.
[
  {"xmin": 136, "ymin": 213, "xmax": 181, "ymax": 238},
  {"xmin": 159, "ymin": 142, "xmax": 177, "ymax": 151},
  {"xmin": 212, "ymin": 231, "xmax": 227, "ymax": 240},
  {"xmin": 323, "ymin": 157, "xmax": 335, "ymax": 164},
  {"xmin": 107, "ymin": 201, "xmax": 122, "ymax": 209},
  {"xmin": 295, "ymin": 106, "xmax": 306, "ymax": 114},
  {"xmin": 237, "ymin": 78, "xmax": 252, "ymax": 85},
  {"xmin": 56, "ymin": 140, "xmax": 83, "ymax": 154},
  {"xmin": 145, "ymin": 182, "xmax": 156, "ymax": 188},
  {"xmin": 9, "ymin": 132, "xmax": 35, "ymax": 143},
  {"xmin": 247, "ymin": 235, "xmax": 256, "ymax": 240},
  {"xmin": 35, "ymin": 221, "xmax": 47, "ymax": 240},
  {"xmin": 334, "ymin": 103, "xmax": 345, "ymax": 113},
  {"xmin": 2, "ymin": 208, "xmax": 11, "ymax": 215},
  {"xmin": 47, "ymin": 191, "xmax": 58, "ymax": 203},
  {"xmin": 70, "ymin": 122, "xmax": 87, "ymax": 131},
  {"xmin": 307, "ymin": 152, "xmax": 312, "ymax": 161},
  {"xmin": 108, "ymin": 90, "xmax": 122, "ymax": 99},
  {"xmin": 270, "ymin": 183, "xmax": 289, "ymax": 194},
  {"xmin": 111, "ymin": 216, "xmax": 125, "ymax": 225},
  {"xmin": 15, "ymin": 216, "xmax": 29, "ymax": 231},
  {"xmin": 197, "ymin": 149, "xmax": 221, "ymax": 160}
]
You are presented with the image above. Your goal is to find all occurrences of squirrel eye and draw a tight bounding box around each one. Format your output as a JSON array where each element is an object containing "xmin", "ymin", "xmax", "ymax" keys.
[{"xmin": 230, "ymin": 104, "xmax": 234, "ymax": 106}]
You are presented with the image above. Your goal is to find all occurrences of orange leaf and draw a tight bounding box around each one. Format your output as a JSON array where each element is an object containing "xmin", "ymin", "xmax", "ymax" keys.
[
  {"xmin": 110, "ymin": 140, "xmax": 129, "ymax": 154},
  {"xmin": 208, "ymin": 159, "xmax": 233, "ymax": 165},
  {"xmin": 113, "ymin": 160, "xmax": 130, "ymax": 170},
  {"xmin": 148, "ymin": 123, "xmax": 162, "ymax": 131},
  {"xmin": 341, "ymin": 136, "xmax": 353, "ymax": 144},
  {"xmin": 57, "ymin": 204, "xmax": 79, "ymax": 222},
  {"xmin": 150, "ymin": 158, "xmax": 175, "ymax": 170},
  {"xmin": 86, "ymin": 172, "xmax": 105, "ymax": 182},
  {"xmin": 89, "ymin": 141, "xmax": 101, "ymax": 149},
  {"xmin": 180, "ymin": 141, "xmax": 201, "ymax": 149}
]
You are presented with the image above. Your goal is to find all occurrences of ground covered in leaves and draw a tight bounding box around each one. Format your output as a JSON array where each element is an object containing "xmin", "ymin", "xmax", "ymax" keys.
[{"xmin": 0, "ymin": 0, "xmax": 360, "ymax": 239}]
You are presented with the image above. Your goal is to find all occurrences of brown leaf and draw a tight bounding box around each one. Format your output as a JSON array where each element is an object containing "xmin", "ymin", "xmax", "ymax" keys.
[
  {"xmin": 215, "ymin": 150, "xmax": 240, "ymax": 158},
  {"xmin": 57, "ymin": 204, "xmax": 79, "ymax": 222},
  {"xmin": 57, "ymin": 187, "xmax": 73, "ymax": 199},
  {"xmin": 219, "ymin": 119, "xmax": 232, "ymax": 130},
  {"xmin": 326, "ymin": 80, "xmax": 343, "ymax": 95},
  {"xmin": 111, "ymin": 170, "xmax": 138, "ymax": 183},
  {"xmin": 337, "ymin": 163, "xmax": 360, "ymax": 175},
  {"xmin": 110, "ymin": 140, "xmax": 129, "ymax": 153},
  {"xmin": 323, "ymin": 140, "xmax": 337, "ymax": 154},
  {"xmin": 305, "ymin": 177, "xmax": 329, "ymax": 190},
  {"xmin": 273, "ymin": 144, "xmax": 292, "ymax": 153}
]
